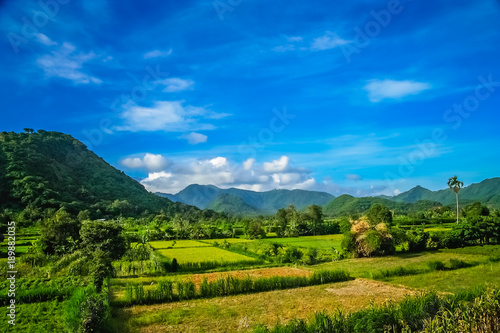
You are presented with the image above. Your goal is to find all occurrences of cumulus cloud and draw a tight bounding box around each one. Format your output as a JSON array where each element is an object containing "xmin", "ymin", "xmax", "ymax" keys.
[
  {"xmin": 115, "ymin": 100, "xmax": 228, "ymax": 132},
  {"xmin": 36, "ymin": 42, "xmax": 102, "ymax": 84},
  {"xmin": 143, "ymin": 49, "xmax": 172, "ymax": 59},
  {"xmin": 121, "ymin": 153, "xmax": 170, "ymax": 172},
  {"xmin": 310, "ymin": 31, "xmax": 351, "ymax": 51},
  {"xmin": 364, "ymin": 79, "xmax": 432, "ymax": 102},
  {"xmin": 263, "ymin": 156, "xmax": 289, "ymax": 173},
  {"xmin": 180, "ymin": 132, "xmax": 207, "ymax": 145},
  {"xmin": 135, "ymin": 155, "xmax": 315, "ymax": 194},
  {"xmin": 159, "ymin": 77, "xmax": 195, "ymax": 92}
]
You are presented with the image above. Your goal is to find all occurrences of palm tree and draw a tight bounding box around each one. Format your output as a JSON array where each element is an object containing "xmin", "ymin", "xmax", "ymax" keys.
[{"xmin": 448, "ymin": 176, "xmax": 464, "ymax": 224}]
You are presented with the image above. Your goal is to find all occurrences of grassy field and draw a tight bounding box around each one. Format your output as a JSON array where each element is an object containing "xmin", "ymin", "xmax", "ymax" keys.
[
  {"xmin": 383, "ymin": 261, "xmax": 500, "ymax": 293},
  {"xmin": 156, "ymin": 246, "xmax": 257, "ymax": 264},
  {"xmin": 311, "ymin": 250, "xmax": 487, "ymax": 277},
  {"xmin": 111, "ymin": 279, "xmax": 416, "ymax": 333},
  {"xmin": 262, "ymin": 234, "xmax": 343, "ymax": 250},
  {"xmin": 0, "ymin": 300, "xmax": 66, "ymax": 333}
]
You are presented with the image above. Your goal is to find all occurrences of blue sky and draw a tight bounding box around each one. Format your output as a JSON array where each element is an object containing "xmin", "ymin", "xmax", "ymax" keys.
[{"xmin": 1, "ymin": 0, "xmax": 499, "ymax": 196}]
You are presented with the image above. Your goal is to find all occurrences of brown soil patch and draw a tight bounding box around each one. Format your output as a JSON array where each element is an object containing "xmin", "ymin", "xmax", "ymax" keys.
[
  {"xmin": 325, "ymin": 278, "xmax": 418, "ymax": 298},
  {"xmin": 185, "ymin": 267, "xmax": 312, "ymax": 286}
]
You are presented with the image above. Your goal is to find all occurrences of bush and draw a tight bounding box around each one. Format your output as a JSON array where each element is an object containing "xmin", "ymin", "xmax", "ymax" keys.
[
  {"xmin": 406, "ymin": 228, "xmax": 429, "ymax": 252},
  {"xmin": 448, "ymin": 259, "xmax": 470, "ymax": 269},
  {"xmin": 427, "ymin": 260, "xmax": 446, "ymax": 271}
]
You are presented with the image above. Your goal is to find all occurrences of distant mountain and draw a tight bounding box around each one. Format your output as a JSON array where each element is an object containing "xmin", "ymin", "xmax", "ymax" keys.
[
  {"xmin": 0, "ymin": 130, "xmax": 205, "ymax": 219},
  {"xmin": 156, "ymin": 184, "xmax": 335, "ymax": 215},
  {"xmin": 322, "ymin": 194, "xmax": 442, "ymax": 217},
  {"xmin": 207, "ymin": 193, "xmax": 260, "ymax": 216},
  {"xmin": 392, "ymin": 185, "xmax": 434, "ymax": 203},
  {"xmin": 391, "ymin": 178, "xmax": 500, "ymax": 208}
]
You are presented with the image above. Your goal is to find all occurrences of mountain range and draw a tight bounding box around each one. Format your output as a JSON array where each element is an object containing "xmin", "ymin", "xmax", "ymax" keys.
[
  {"xmin": 2, "ymin": 130, "xmax": 498, "ymax": 220},
  {"xmin": 156, "ymin": 184, "xmax": 335, "ymax": 215},
  {"xmin": 157, "ymin": 178, "xmax": 500, "ymax": 216}
]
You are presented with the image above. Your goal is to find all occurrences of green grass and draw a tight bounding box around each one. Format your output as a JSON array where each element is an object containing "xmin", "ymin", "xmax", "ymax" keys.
[
  {"xmin": 261, "ymin": 234, "xmax": 343, "ymax": 250},
  {"xmin": 0, "ymin": 300, "xmax": 66, "ymax": 333},
  {"xmin": 310, "ymin": 250, "xmax": 487, "ymax": 277},
  {"xmin": 157, "ymin": 246, "xmax": 257, "ymax": 264},
  {"xmin": 383, "ymin": 261, "xmax": 500, "ymax": 293}
]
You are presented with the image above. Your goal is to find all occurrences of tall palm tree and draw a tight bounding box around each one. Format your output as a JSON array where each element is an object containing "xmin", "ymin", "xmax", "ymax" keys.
[{"xmin": 448, "ymin": 176, "xmax": 464, "ymax": 224}]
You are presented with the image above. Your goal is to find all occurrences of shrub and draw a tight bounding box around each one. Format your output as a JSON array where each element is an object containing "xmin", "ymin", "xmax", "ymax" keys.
[
  {"xmin": 448, "ymin": 259, "xmax": 470, "ymax": 269},
  {"xmin": 406, "ymin": 228, "xmax": 429, "ymax": 252},
  {"xmin": 427, "ymin": 260, "xmax": 446, "ymax": 271}
]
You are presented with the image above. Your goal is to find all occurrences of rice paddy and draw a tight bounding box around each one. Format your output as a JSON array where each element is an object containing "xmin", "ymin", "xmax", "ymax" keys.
[
  {"xmin": 262, "ymin": 234, "xmax": 343, "ymax": 250},
  {"xmin": 156, "ymin": 246, "xmax": 256, "ymax": 264}
]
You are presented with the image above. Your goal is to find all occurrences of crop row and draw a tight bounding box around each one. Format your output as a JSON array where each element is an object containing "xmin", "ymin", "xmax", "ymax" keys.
[{"xmin": 116, "ymin": 269, "xmax": 351, "ymax": 306}]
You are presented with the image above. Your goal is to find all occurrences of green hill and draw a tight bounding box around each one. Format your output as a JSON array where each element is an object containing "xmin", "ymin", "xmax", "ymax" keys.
[
  {"xmin": 0, "ymin": 130, "xmax": 204, "ymax": 219},
  {"xmin": 323, "ymin": 194, "xmax": 443, "ymax": 217},
  {"xmin": 392, "ymin": 178, "xmax": 500, "ymax": 209},
  {"xmin": 207, "ymin": 193, "xmax": 260, "ymax": 216},
  {"xmin": 157, "ymin": 185, "xmax": 335, "ymax": 215}
]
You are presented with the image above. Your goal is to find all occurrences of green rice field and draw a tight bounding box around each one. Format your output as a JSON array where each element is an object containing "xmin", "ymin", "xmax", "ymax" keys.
[
  {"xmin": 156, "ymin": 246, "xmax": 257, "ymax": 263},
  {"xmin": 262, "ymin": 234, "xmax": 343, "ymax": 250}
]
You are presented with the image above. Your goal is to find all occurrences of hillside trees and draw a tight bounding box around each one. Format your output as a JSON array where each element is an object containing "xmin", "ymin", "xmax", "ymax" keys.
[
  {"xmin": 40, "ymin": 208, "xmax": 81, "ymax": 255},
  {"xmin": 0, "ymin": 130, "xmax": 221, "ymax": 221}
]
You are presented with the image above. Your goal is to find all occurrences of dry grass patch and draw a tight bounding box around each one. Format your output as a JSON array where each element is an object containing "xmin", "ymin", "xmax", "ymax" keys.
[{"xmin": 113, "ymin": 278, "xmax": 417, "ymax": 333}]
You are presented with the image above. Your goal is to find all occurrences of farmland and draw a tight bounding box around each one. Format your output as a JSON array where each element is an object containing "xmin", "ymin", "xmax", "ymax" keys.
[
  {"xmin": 262, "ymin": 234, "xmax": 343, "ymax": 250},
  {"xmin": 103, "ymin": 243, "xmax": 500, "ymax": 332}
]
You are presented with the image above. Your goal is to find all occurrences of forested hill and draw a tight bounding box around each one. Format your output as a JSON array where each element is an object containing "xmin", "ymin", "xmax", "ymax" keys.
[
  {"xmin": 156, "ymin": 184, "xmax": 335, "ymax": 215},
  {"xmin": 391, "ymin": 178, "xmax": 500, "ymax": 208},
  {"xmin": 322, "ymin": 194, "xmax": 443, "ymax": 217},
  {"xmin": 0, "ymin": 130, "xmax": 206, "ymax": 220}
]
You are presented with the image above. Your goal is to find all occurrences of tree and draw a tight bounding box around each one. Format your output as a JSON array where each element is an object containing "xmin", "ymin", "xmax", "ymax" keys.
[
  {"xmin": 366, "ymin": 204, "xmax": 393, "ymax": 226},
  {"xmin": 79, "ymin": 220, "xmax": 128, "ymax": 260},
  {"xmin": 40, "ymin": 209, "xmax": 81, "ymax": 255},
  {"xmin": 305, "ymin": 205, "xmax": 324, "ymax": 235},
  {"xmin": 448, "ymin": 176, "xmax": 464, "ymax": 224}
]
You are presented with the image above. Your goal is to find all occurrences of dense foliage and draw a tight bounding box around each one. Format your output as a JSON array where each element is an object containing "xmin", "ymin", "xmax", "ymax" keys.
[{"xmin": 0, "ymin": 130, "xmax": 218, "ymax": 221}]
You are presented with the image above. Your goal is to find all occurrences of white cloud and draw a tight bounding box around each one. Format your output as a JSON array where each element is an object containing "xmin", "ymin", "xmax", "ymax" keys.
[
  {"xmin": 263, "ymin": 156, "xmax": 289, "ymax": 173},
  {"xmin": 243, "ymin": 158, "xmax": 255, "ymax": 170},
  {"xmin": 144, "ymin": 49, "xmax": 172, "ymax": 59},
  {"xmin": 121, "ymin": 153, "xmax": 170, "ymax": 172},
  {"xmin": 35, "ymin": 33, "xmax": 56, "ymax": 46},
  {"xmin": 36, "ymin": 42, "xmax": 101, "ymax": 84},
  {"xmin": 310, "ymin": 31, "xmax": 351, "ymax": 51},
  {"xmin": 180, "ymin": 132, "xmax": 207, "ymax": 145},
  {"xmin": 115, "ymin": 100, "xmax": 227, "ymax": 132},
  {"xmin": 210, "ymin": 157, "xmax": 228, "ymax": 168},
  {"xmin": 159, "ymin": 78, "xmax": 194, "ymax": 92},
  {"xmin": 138, "ymin": 155, "xmax": 314, "ymax": 194},
  {"xmin": 364, "ymin": 79, "xmax": 432, "ymax": 102}
]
